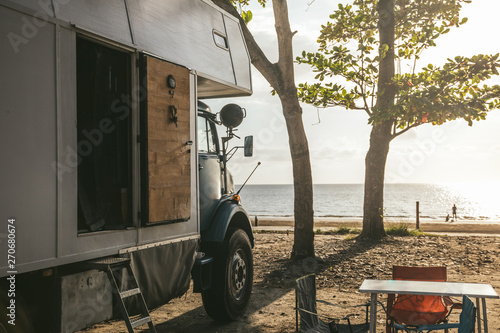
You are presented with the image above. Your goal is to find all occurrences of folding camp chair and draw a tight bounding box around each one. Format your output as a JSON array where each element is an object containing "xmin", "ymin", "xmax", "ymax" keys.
[
  {"xmin": 386, "ymin": 266, "xmax": 460, "ymax": 333},
  {"xmin": 393, "ymin": 295, "xmax": 476, "ymax": 333},
  {"xmin": 295, "ymin": 274, "xmax": 370, "ymax": 333}
]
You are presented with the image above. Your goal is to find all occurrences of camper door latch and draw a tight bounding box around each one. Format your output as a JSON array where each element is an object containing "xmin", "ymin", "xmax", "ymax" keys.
[
  {"xmin": 170, "ymin": 105, "xmax": 178, "ymax": 127},
  {"xmin": 185, "ymin": 141, "xmax": 193, "ymax": 146}
]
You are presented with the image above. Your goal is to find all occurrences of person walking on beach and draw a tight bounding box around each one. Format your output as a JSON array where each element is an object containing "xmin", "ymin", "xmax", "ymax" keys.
[{"xmin": 452, "ymin": 204, "xmax": 457, "ymax": 221}]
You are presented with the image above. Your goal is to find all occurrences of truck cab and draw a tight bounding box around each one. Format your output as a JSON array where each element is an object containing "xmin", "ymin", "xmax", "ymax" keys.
[{"xmin": 195, "ymin": 101, "xmax": 255, "ymax": 320}]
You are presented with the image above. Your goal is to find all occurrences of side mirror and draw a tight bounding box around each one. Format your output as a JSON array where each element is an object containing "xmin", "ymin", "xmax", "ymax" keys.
[{"xmin": 244, "ymin": 136, "xmax": 253, "ymax": 157}]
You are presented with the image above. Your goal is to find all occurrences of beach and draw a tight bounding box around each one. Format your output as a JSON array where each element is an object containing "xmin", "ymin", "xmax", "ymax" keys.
[
  {"xmin": 252, "ymin": 216, "xmax": 500, "ymax": 236},
  {"xmin": 80, "ymin": 219, "xmax": 500, "ymax": 333}
]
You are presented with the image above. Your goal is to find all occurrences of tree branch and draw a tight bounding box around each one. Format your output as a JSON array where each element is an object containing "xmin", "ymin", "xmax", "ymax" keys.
[
  {"xmin": 358, "ymin": 49, "xmax": 372, "ymax": 116},
  {"xmin": 392, "ymin": 122, "xmax": 420, "ymax": 138},
  {"xmin": 273, "ymin": 0, "xmax": 295, "ymax": 86},
  {"xmin": 321, "ymin": 101, "xmax": 368, "ymax": 111}
]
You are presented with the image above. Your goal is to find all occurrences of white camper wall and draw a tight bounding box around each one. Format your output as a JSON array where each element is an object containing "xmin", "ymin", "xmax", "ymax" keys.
[
  {"xmin": 0, "ymin": 5, "xmax": 59, "ymax": 271},
  {"xmin": 0, "ymin": 0, "xmax": 252, "ymax": 276}
]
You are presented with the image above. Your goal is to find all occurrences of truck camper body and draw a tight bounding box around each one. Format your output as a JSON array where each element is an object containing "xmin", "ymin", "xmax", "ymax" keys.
[{"xmin": 0, "ymin": 0, "xmax": 254, "ymax": 331}]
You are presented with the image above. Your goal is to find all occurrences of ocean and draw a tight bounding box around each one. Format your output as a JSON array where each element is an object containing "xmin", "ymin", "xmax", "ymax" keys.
[{"xmin": 236, "ymin": 183, "xmax": 500, "ymax": 221}]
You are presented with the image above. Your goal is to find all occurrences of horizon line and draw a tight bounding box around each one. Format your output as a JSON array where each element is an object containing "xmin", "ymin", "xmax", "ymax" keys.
[{"xmin": 236, "ymin": 181, "xmax": 500, "ymax": 186}]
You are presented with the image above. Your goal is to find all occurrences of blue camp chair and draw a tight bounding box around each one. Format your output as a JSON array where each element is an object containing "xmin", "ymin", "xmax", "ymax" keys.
[
  {"xmin": 295, "ymin": 274, "xmax": 370, "ymax": 333},
  {"xmin": 393, "ymin": 295, "xmax": 476, "ymax": 333}
]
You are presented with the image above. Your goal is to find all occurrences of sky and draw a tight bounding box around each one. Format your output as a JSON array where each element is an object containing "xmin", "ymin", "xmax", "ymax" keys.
[{"xmin": 205, "ymin": 0, "xmax": 500, "ymax": 185}]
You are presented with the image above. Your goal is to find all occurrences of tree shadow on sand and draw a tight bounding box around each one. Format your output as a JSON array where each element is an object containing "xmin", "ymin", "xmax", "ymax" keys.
[
  {"xmin": 153, "ymin": 287, "xmax": 292, "ymax": 332},
  {"xmin": 262, "ymin": 237, "xmax": 387, "ymax": 290},
  {"xmin": 153, "ymin": 306, "xmax": 254, "ymax": 332},
  {"xmin": 153, "ymin": 237, "xmax": 387, "ymax": 332}
]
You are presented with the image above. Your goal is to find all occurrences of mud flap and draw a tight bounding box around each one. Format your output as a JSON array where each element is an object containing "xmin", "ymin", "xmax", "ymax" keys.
[{"xmin": 192, "ymin": 256, "xmax": 214, "ymax": 292}]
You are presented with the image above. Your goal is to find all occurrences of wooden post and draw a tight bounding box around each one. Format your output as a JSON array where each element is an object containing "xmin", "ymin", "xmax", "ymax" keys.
[{"xmin": 416, "ymin": 201, "xmax": 420, "ymax": 230}]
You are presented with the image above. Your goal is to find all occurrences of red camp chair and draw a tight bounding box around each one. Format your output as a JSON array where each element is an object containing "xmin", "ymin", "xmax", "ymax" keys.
[{"xmin": 386, "ymin": 266, "xmax": 459, "ymax": 333}]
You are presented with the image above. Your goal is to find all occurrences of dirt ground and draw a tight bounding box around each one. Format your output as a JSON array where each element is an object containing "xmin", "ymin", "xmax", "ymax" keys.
[{"xmin": 80, "ymin": 229, "xmax": 500, "ymax": 333}]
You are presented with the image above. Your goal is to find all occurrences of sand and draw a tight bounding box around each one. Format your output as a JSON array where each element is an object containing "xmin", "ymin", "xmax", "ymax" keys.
[{"xmin": 79, "ymin": 219, "xmax": 500, "ymax": 333}]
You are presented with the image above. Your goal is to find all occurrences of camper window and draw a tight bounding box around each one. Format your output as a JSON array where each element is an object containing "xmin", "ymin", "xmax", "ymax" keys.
[
  {"xmin": 213, "ymin": 30, "xmax": 228, "ymax": 50},
  {"xmin": 76, "ymin": 37, "xmax": 133, "ymax": 233}
]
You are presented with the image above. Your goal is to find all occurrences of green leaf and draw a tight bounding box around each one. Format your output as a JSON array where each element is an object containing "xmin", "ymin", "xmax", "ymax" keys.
[
  {"xmin": 242, "ymin": 10, "xmax": 253, "ymax": 24},
  {"xmin": 297, "ymin": 0, "xmax": 500, "ymax": 128}
]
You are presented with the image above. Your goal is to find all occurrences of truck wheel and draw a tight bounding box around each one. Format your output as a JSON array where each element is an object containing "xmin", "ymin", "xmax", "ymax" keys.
[{"xmin": 202, "ymin": 229, "xmax": 253, "ymax": 321}]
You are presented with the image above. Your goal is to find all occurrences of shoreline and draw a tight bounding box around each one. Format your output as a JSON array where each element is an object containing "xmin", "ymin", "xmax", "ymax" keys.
[{"xmin": 250, "ymin": 216, "xmax": 500, "ymax": 234}]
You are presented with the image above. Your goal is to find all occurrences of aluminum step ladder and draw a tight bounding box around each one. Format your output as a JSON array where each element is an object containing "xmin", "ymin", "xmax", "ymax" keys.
[{"xmin": 85, "ymin": 257, "xmax": 157, "ymax": 333}]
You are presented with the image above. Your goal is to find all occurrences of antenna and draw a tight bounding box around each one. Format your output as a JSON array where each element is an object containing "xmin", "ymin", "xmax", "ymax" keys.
[{"xmin": 237, "ymin": 162, "xmax": 261, "ymax": 195}]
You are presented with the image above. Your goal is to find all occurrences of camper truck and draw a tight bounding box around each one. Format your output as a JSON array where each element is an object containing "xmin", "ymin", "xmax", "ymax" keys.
[{"xmin": 0, "ymin": 0, "xmax": 255, "ymax": 331}]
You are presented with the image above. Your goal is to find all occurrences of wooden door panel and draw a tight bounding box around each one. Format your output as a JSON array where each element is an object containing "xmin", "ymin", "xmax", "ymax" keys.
[{"xmin": 143, "ymin": 56, "xmax": 191, "ymax": 224}]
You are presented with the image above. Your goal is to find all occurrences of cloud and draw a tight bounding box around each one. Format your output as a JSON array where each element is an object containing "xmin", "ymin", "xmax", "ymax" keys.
[
  {"xmin": 441, "ymin": 144, "xmax": 479, "ymax": 153},
  {"xmin": 310, "ymin": 136, "xmax": 367, "ymax": 162},
  {"xmin": 490, "ymin": 146, "xmax": 500, "ymax": 153}
]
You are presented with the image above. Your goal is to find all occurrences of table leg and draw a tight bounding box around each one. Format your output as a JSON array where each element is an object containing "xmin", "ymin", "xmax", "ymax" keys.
[
  {"xmin": 476, "ymin": 298, "xmax": 482, "ymax": 333},
  {"xmin": 370, "ymin": 293, "xmax": 377, "ymax": 333},
  {"xmin": 482, "ymin": 298, "xmax": 488, "ymax": 333}
]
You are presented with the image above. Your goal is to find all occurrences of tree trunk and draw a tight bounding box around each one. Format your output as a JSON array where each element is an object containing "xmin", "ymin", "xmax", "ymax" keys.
[
  {"xmin": 211, "ymin": 0, "xmax": 315, "ymax": 257},
  {"xmin": 280, "ymin": 96, "xmax": 314, "ymax": 259},
  {"xmin": 360, "ymin": 122, "xmax": 392, "ymax": 239},
  {"xmin": 273, "ymin": 0, "xmax": 314, "ymax": 258},
  {"xmin": 360, "ymin": 0, "xmax": 396, "ymax": 239}
]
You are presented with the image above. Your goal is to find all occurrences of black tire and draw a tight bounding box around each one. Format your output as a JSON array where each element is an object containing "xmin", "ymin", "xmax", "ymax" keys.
[{"xmin": 202, "ymin": 229, "xmax": 253, "ymax": 321}]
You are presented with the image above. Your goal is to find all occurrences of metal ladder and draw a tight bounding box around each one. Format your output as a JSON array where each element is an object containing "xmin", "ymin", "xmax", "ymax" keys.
[{"xmin": 86, "ymin": 257, "xmax": 157, "ymax": 333}]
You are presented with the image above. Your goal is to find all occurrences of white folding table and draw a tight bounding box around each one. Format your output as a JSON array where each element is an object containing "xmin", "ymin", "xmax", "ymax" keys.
[{"xmin": 359, "ymin": 279, "xmax": 499, "ymax": 333}]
